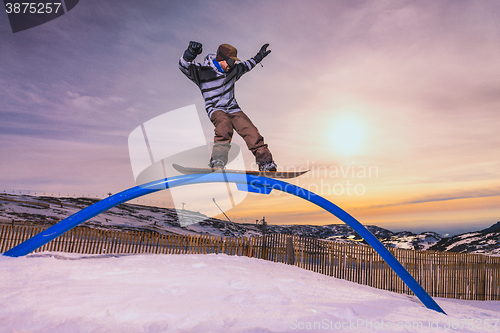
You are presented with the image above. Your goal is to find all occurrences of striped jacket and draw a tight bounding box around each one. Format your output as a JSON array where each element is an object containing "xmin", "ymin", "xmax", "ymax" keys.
[{"xmin": 178, "ymin": 52, "xmax": 260, "ymax": 118}]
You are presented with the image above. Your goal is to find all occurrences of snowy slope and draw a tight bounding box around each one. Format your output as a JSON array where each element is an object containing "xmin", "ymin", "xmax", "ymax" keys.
[
  {"xmin": 429, "ymin": 231, "xmax": 500, "ymax": 255},
  {"xmin": 0, "ymin": 194, "xmax": 437, "ymax": 245},
  {"xmin": 380, "ymin": 231, "xmax": 443, "ymax": 251},
  {"xmin": 1, "ymin": 194, "xmax": 499, "ymax": 254},
  {"xmin": 0, "ymin": 194, "xmax": 239, "ymax": 236},
  {"xmin": 1, "ymin": 252, "xmax": 499, "ymax": 333}
]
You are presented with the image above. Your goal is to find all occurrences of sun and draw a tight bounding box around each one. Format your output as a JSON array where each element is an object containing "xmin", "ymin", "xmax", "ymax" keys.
[{"xmin": 329, "ymin": 115, "xmax": 365, "ymax": 156}]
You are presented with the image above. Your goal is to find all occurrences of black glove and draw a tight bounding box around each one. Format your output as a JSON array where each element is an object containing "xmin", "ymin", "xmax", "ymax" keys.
[
  {"xmin": 254, "ymin": 43, "xmax": 271, "ymax": 63},
  {"xmin": 183, "ymin": 41, "xmax": 203, "ymax": 62},
  {"xmin": 189, "ymin": 41, "xmax": 203, "ymax": 55}
]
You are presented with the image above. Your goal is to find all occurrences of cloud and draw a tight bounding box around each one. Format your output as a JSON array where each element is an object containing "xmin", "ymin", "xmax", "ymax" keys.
[
  {"xmin": 369, "ymin": 188, "xmax": 500, "ymax": 209},
  {"xmin": 66, "ymin": 91, "xmax": 125, "ymax": 110}
]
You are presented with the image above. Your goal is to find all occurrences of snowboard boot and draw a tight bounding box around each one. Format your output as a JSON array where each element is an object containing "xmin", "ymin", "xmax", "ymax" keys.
[
  {"xmin": 258, "ymin": 161, "xmax": 277, "ymax": 172},
  {"xmin": 209, "ymin": 159, "xmax": 226, "ymax": 170}
]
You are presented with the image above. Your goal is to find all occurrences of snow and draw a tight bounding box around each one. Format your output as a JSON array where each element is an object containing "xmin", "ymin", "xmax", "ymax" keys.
[
  {"xmin": 1, "ymin": 253, "xmax": 499, "ymax": 332},
  {"xmin": 0, "ymin": 194, "xmax": 261, "ymax": 237}
]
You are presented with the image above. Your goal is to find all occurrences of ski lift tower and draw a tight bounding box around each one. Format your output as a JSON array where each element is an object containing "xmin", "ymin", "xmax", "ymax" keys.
[
  {"xmin": 256, "ymin": 217, "xmax": 267, "ymax": 235},
  {"xmin": 256, "ymin": 217, "xmax": 268, "ymax": 259}
]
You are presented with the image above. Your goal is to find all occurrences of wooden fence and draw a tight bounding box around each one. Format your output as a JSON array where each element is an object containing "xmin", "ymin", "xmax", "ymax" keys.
[{"xmin": 1, "ymin": 224, "xmax": 499, "ymax": 301}]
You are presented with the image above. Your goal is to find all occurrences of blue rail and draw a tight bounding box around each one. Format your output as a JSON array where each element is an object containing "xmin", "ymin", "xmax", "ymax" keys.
[{"xmin": 2, "ymin": 173, "xmax": 446, "ymax": 314}]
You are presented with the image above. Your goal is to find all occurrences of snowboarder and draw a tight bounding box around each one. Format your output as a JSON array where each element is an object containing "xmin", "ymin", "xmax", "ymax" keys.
[{"xmin": 178, "ymin": 41, "xmax": 277, "ymax": 171}]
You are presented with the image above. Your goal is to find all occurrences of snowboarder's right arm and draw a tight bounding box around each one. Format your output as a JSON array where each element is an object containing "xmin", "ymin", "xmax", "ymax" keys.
[
  {"xmin": 183, "ymin": 41, "xmax": 203, "ymax": 62},
  {"xmin": 179, "ymin": 41, "xmax": 203, "ymax": 84}
]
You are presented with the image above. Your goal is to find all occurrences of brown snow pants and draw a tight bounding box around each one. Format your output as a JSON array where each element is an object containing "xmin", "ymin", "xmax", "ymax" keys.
[{"xmin": 210, "ymin": 110, "xmax": 273, "ymax": 165}]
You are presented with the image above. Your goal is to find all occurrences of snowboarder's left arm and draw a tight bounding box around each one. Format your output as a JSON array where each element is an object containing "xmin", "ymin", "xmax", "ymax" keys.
[{"xmin": 253, "ymin": 43, "xmax": 271, "ymax": 64}]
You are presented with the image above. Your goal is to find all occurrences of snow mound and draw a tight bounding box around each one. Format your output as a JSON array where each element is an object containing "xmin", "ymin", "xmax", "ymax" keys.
[{"xmin": 1, "ymin": 253, "xmax": 499, "ymax": 332}]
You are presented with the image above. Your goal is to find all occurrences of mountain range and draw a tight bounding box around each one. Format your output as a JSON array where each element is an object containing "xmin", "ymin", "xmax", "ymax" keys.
[{"xmin": 1, "ymin": 193, "xmax": 498, "ymax": 255}]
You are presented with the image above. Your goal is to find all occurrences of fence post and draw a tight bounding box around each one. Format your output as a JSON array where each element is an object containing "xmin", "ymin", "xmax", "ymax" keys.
[
  {"xmin": 286, "ymin": 236, "xmax": 294, "ymax": 265},
  {"xmin": 262, "ymin": 234, "xmax": 267, "ymax": 260},
  {"xmin": 478, "ymin": 255, "xmax": 486, "ymax": 301}
]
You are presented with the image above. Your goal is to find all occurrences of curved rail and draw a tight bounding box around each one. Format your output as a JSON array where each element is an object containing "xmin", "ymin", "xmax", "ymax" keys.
[{"xmin": 2, "ymin": 173, "xmax": 446, "ymax": 314}]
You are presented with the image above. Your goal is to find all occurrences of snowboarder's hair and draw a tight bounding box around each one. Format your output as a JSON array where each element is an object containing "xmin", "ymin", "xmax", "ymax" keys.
[{"xmin": 216, "ymin": 44, "xmax": 240, "ymax": 63}]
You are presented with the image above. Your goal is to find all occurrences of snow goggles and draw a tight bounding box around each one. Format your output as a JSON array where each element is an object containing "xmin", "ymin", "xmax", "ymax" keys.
[{"xmin": 217, "ymin": 50, "xmax": 236, "ymax": 69}]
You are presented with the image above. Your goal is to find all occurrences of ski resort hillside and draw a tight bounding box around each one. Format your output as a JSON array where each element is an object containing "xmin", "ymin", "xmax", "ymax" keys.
[
  {"xmin": 1, "ymin": 193, "xmax": 499, "ymax": 254},
  {"xmin": 429, "ymin": 230, "xmax": 500, "ymax": 255}
]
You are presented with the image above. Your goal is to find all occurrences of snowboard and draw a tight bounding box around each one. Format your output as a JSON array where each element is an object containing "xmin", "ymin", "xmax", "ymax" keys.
[{"xmin": 172, "ymin": 164, "xmax": 308, "ymax": 179}]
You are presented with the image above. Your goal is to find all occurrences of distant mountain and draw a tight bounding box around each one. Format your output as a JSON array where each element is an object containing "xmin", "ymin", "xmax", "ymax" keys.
[
  {"xmin": 428, "ymin": 224, "xmax": 500, "ymax": 255},
  {"xmin": 376, "ymin": 231, "xmax": 443, "ymax": 251},
  {"xmin": 1, "ymin": 193, "xmax": 498, "ymax": 254},
  {"xmin": 481, "ymin": 221, "xmax": 500, "ymax": 233}
]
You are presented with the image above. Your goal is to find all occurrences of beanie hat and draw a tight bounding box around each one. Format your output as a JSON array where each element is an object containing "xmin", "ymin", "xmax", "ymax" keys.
[{"xmin": 216, "ymin": 44, "xmax": 240, "ymax": 62}]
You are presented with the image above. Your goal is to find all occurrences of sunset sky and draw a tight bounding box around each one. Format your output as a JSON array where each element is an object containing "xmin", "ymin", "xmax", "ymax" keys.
[{"xmin": 1, "ymin": 1, "xmax": 499, "ymax": 235}]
